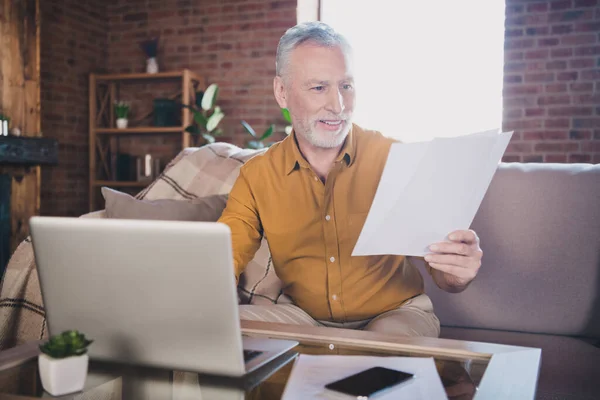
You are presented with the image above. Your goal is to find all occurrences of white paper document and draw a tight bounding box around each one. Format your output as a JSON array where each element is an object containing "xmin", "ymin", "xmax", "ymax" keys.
[
  {"xmin": 281, "ymin": 354, "xmax": 447, "ymax": 400},
  {"xmin": 352, "ymin": 130, "xmax": 513, "ymax": 257}
]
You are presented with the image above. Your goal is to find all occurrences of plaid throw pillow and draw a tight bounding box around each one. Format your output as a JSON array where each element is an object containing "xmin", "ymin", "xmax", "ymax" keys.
[{"xmin": 138, "ymin": 143, "xmax": 285, "ymax": 305}]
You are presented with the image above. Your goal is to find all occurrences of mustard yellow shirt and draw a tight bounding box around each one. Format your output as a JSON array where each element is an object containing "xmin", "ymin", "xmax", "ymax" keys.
[{"xmin": 218, "ymin": 124, "xmax": 424, "ymax": 322}]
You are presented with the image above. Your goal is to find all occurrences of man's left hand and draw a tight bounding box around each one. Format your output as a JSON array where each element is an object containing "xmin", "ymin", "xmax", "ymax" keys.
[{"xmin": 424, "ymin": 229, "xmax": 482, "ymax": 292}]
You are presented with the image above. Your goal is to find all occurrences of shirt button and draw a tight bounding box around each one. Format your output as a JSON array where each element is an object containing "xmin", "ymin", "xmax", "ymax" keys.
[
  {"xmin": 314, "ymin": 176, "xmax": 318, "ymax": 181},
  {"xmin": 332, "ymin": 294, "xmax": 338, "ymax": 301},
  {"xmin": 330, "ymin": 256, "xmax": 335, "ymax": 262},
  {"xmin": 325, "ymin": 215, "xmax": 331, "ymax": 221}
]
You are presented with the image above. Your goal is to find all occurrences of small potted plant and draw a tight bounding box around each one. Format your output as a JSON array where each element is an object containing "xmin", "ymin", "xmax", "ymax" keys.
[
  {"xmin": 38, "ymin": 330, "xmax": 93, "ymax": 396},
  {"xmin": 141, "ymin": 37, "xmax": 160, "ymax": 73},
  {"xmin": 114, "ymin": 101, "xmax": 130, "ymax": 129}
]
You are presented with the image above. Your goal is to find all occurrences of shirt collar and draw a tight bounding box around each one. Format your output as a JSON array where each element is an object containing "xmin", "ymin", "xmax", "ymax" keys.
[{"xmin": 284, "ymin": 125, "xmax": 356, "ymax": 175}]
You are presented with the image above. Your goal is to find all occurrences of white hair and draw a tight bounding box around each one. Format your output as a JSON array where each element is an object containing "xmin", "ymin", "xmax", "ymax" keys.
[{"xmin": 275, "ymin": 22, "xmax": 352, "ymax": 79}]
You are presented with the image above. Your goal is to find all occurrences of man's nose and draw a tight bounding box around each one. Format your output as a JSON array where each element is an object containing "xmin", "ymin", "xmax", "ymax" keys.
[{"xmin": 326, "ymin": 89, "xmax": 345, "ymax": 115}]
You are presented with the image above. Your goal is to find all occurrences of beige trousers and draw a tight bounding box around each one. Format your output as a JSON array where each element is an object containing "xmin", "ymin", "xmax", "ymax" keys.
[{"xmin": 239, "ymin": 293, "xmax": 441, "ymax": 338}]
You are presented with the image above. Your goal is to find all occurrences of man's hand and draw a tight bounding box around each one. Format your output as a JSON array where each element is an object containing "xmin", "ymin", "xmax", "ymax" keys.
[{"xmin": 424, "ymin": 230, "xmax": 482, "ymax": 293}]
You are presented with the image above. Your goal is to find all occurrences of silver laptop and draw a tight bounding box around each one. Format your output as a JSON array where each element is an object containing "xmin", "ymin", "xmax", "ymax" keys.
[{"xmin": 29, "ymin": 216, "xmax": 298, "ymax": 377}]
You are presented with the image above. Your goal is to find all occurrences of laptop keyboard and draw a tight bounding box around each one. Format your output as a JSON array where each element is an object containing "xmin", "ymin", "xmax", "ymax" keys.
[{"xmin": 243, "ymin": 349, "xmax": 263, "ymax": 363}]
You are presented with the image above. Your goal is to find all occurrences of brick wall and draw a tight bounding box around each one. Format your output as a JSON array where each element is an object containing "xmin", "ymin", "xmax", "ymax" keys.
[
  {"xmin": 108, "ymin": 0, "xmax": 296, "ymax": 152},
  {"xmin": 40, "ymin": 0, "xmax": 109, "ymax": 216},
  {"xmin": 503, "ymin": 0, "xmax": 600, "ymax": 163}
]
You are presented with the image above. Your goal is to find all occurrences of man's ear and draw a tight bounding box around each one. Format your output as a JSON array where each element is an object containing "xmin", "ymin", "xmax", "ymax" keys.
[{"xmin": 273, "ymin": 76, "xmax": 287, "ymax": 109}]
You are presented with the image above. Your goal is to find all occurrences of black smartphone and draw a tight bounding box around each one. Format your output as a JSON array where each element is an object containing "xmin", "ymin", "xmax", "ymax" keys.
[{"xmin": 324, "ymin": 366, "xmax": 415, "ymax": 398}]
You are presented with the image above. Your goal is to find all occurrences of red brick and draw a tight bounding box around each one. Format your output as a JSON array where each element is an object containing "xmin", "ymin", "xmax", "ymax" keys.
[
  {"xmin": 570, "ymin": 82, "xmax": 595, "ymax": 91},
  {"xmin": 502, "ymin": 155, "xmax": 522, "ymax": 162},
  {"xmin": 525, "ymin": 72, "xmax": 555, "ymax": 82},
  {"xmin": 544, "ymin": 118, "xmax": 571, "ymax": 128},
  {"xmin": 574, "ymin": 21, "xmax": 600, "ymax": 32},
  {"xmin": 574, "ymin": 0, "xmax": 598, "ymax": 7},
  {"xmin": 546, "ymin": 60, "xmax": 568, "ymax": 69},
  {"xmin": 544, "ymin": 83, "xmax": 567, "ymax": 93},
  {"xmin": 572, "ymin": 93, "xmax": 600, "ymax": 104},
  {"xmin": 523, "ymin": 131, "xmax": 569, "ymax": 140},
  {"xmin": 573, "ymin": 118, "xmax": 600, "ymax": 128},
  {"xmin": 546, "ymin": 154, "xmax": 568, "ymax": 162},
  {"xmin": 538, "ymin": 95, "xmax": 571, "ymax": 105},
  {"xmin": 569, "ymin": 130, "xmax": 593, "ymax": 139},
  {"xmin": 568, "ymin": 154, "xmax": 592, "ymax": 162},
  {"xmin": 569, "ymin": 58, "xmax": 596, "ymax": 68},
  {"xmin": 507, "ymin": 142, "xmax": 533, "ymax": 153},
  {"xmin": 551, "ymin": 24, "xmax": 574, "ymax": 34},
  {"xmin": 505, "ymin": 51, "xmax": 525, "ymax": 61},
  {"xmin": 525, "ymin": 108, "xmax": 546, "ymax": 117},
  {"xmin": 526, "ymin": 26, "xmax": 550, "ymax": 35},
  {"xmin": 581, "ymin": 69, "xmax": 600, "ymax": 80},
  {"xmin": 551, "ymin": 1, "xmax": 573, "ymax": 10},
  {"xmin": 545, "ymin": 83, "xmax": 568, "ymax": 92},
  {"xmin": 504, "ymin": 74, "xmax": 523, "ymax": 84},
  {"xmin": 524, "ymin": 155, "xmax": 544, "ymax": 162},
  {"xmin": 504, "ymin": 119, "xmax": 544, "ymax": 130},
  {"xmin": 505, "ymin": 38, "xmax": 536, "ymax": 50},
  {"xmin": 561, "ymin": 34, "xmax": 597, "ymax": 46},
  {"xmin": 526, "ymin": 61, "xmax": 547, "ymax": 71},
  {"xmin": 557, "ymin": 71, "xmax": 579, "ymax": 80},
  {"xmin": 503, "ymin": 85, "xmax": 543, "ymax": 96},
  {"xmin": 549, "ymin": 106, "xmax": 594, "ymax": 116},
  {"xmin": 538, "ymin": 38, "xmax": 561, "ymax": 47},
  {"xmin": 504, "ymin": 108, "xmax": 524, "ymax": 119},
  {"xmin": 525, "ymin": 49, "xmax": 550, "ymax": 59},
  {"xmin": 527, "ymin": 3, "xmax": 549, "ymax": 13},
  {"xmin": 551, "ymin": 47, "xmax": 573, "ymax": 58},
  {"xmin": 535, "ymin": 142, "xmax": 580, "ymax": 152},
  {"xmin": 506, "ymin": 28, "xmax": 524, "ymax": 38},
  {"xmin": 581, "ymin": 141, "xmax": 600, "ymax": 151},
  {"xmin": 573, "ymin": 45, "xmax": 600, "ymax": 56}
]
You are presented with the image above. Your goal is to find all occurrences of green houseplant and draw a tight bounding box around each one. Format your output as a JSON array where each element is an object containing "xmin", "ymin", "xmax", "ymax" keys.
[
  {"xmin": 184, "ymin": 83, "xmax": 225, "ymax": 146},
  {"xmin": 241, "ymin": 108, "xmax": 293, "ymax": 149},
  {"xmin": 241, "ymin": 121, "xmax": 274, "ymax": 149},
  {"xmin": 38, "ymin": 330, "xmax": 93, "ymax": 396},
  {"xmin": 114, "ymin": 101, "xmax": 130, "ymax": 129}
]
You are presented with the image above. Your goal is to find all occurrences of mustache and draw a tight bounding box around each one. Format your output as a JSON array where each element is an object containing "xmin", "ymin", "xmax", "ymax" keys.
[{"xmin": 315, "ymin": 116, "xmax": 350, "ymax": 121}]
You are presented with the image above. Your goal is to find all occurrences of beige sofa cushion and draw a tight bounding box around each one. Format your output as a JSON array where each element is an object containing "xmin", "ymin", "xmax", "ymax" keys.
[{"xmin": 135, "ymin": 143, "xmax": 285, "ymax": 305}]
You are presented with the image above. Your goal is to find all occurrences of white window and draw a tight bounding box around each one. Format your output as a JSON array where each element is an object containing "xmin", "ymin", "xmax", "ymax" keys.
[{"xmin": 320, "ymin": 1, "xmax": 505, "ymax": 142}]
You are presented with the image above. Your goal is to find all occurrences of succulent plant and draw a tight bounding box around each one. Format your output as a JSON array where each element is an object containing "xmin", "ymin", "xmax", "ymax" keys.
[{"xmin": 39, "ymin": 330, "xmax": 93, "ymax": 359}]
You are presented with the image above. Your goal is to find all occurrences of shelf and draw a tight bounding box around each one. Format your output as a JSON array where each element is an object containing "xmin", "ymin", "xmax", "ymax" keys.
[
  {"xmin": 96, "ymin": 127, "xmax": 184, "ymax": 135},
  {"xmin": 93, "ymin": 180, "xmax": 150, "ymax": 188},
  {"xmin": 94, "ymin": 69, "xmax": 203, "ymax": 83}
]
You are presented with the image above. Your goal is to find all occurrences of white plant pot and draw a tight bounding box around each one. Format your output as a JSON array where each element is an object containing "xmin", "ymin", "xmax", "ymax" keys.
[
  {"xmin": 116, "ymin": 118, "xmax": 128, "ymax": 129},
  {"xmin": 146, "ymin": 57, "xmax": 159, "ymax": 74},
  {"xmin": 38, "ymin": 353, "xmax": 89, "ymax": 396}
]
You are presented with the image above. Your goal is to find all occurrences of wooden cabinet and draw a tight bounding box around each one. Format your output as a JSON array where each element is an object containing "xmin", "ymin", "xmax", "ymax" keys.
[{"xmin": 88, "ymin": 69, "xmax": 205, "ymax": 211}]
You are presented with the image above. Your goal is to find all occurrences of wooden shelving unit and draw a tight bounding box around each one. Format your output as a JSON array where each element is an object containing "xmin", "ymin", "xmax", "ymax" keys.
[{"xmin": 89, "ymin": 69, "xmax": 206, "ymax": 211}]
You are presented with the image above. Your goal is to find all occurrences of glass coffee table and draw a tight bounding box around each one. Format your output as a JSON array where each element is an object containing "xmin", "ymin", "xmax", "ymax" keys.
[{"xmin": 0, "ymin": 321, "xmax": 541, "ymax": 399}]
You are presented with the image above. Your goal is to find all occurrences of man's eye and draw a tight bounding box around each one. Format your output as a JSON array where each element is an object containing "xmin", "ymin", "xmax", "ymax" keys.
[
  {"xmin": 312, "ymin": 86, "xmax": 324, "ymax": 91},
  {"xmin": 342, "ymin": 84, "xmax": 353, "ymax": 90}
]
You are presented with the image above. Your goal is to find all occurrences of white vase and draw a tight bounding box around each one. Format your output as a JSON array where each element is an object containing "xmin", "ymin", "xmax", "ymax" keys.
[
  {"xmin": 146, "ymin": 57, "xmax": 159, "ymax": 74},
  {"xmin": 38, "ymin": 353, "xmax": 89, "ymax": 396},
  {"xmin": 116, "ymin": 118, "xmax": 128, "ymax": 129}
]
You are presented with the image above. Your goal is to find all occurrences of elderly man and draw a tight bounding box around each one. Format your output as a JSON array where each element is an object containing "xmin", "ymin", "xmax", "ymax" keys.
[{"xmin": 217, "ymin": 22, "xmax": 482, "ymax": 337}]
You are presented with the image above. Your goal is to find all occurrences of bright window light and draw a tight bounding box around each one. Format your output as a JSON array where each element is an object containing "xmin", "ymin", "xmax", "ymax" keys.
[{"xmin": 321, "ymin": 1, "xmax": 505, "ymax": 142}]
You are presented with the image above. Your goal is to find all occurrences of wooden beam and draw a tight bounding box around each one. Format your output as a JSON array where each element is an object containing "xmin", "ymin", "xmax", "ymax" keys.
[{"xmin": 0, "ymin": 0, "xmax": 41, "ymax": 252}]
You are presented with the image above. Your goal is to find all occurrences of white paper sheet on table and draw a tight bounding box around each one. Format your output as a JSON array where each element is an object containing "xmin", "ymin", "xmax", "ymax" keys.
[
  {"xmin": 352, "ymin": 129, "xmax": 513, "ymax": 257},
  {"xmin": 281, "ymin": 354, "xmax": 447, "ymax": 400}
]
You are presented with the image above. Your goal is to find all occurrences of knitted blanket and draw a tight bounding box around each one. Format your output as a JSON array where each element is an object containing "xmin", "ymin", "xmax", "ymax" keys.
[{"xmin": 0, "ymin": 143, "xmax": 285, "ymax": 351}]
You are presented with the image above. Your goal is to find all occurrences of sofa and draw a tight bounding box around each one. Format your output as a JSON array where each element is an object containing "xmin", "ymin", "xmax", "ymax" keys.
[{"xmin": 1, "ymin": 142, "xmax": 599, "ymax": 400}]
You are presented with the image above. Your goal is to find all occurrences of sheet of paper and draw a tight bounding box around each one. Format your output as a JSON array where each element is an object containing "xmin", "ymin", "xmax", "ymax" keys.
[
  {"xmin": 353, "ymin": 130, "xmax": 513, "ymax": 257},
  {"xmin": 281, "ymin": 355, "xmax": 447, "ymax": 400}
]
